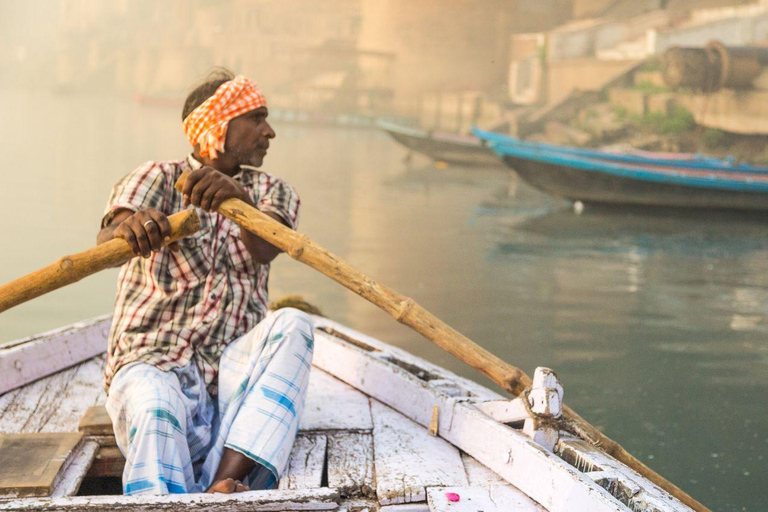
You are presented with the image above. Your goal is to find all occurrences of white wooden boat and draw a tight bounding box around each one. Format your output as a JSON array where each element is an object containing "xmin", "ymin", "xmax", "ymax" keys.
[{"xmin": 0, "ymin": 315, "xmax": 694, "ymax": 512}]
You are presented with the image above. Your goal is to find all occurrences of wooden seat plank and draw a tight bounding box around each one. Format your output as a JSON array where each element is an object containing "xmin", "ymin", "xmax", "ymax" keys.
[
  {"xmin": 371, "ymin": 400, "xmax": 468, "ymax": 505},
  {"xmin": 301, "ymin": 368, "xmax": 372, "ymax": 431},
  {"xmin": 78, "ymin": 405, "xmax": 114, "ymax": 437},
  {"xmin": 327, "ymin": 432, "xmax": 374, "ymax": 498},
  {"xmin": 0, "ymin": 432, "xmax": 84, "ymax": 498},
  {"xmin": 279, "ymin": 433, "xmax": 328, "ymax": 490}
]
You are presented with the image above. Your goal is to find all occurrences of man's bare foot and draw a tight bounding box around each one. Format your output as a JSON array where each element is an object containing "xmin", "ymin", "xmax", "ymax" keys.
[{"xmin": 206, "ymin": 477, "xmax": 250, "ymax": 493}]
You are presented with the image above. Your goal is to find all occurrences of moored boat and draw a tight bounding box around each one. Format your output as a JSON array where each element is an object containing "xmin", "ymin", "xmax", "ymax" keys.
[
  {"xmin": 479, "ymin": 137, "xmax": 768, "ymax": 211},
  {"xmin": 473, "ymin": 127, "xmax": 768, "ymax": 174},
  {"xmin": 0, "ymin": 315, "xmax": 697, "ymax": 511},
  {"xmin": 378, "ymin": 121, "xmax": 503, "ymax": 167}
]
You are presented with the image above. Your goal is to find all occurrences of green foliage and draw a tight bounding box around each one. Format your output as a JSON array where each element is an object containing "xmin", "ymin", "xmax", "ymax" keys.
[
  {"xmin": 640, "ymin": 59, "xmax": 662, "ymax": 72},
  {"xmin": 613, "ymin": 106, "xmax": 628, "ymax": 121},
  {"xmin": 627, "ymin": 104, "xmax": 695, "ymax": 135},
  {"xmin": 632, "ymin": 81, "xmax": 670, "ymax": 95},
  {"xmin": 701, "ymin": 128, "xmax": 729, "ymax": 149}
]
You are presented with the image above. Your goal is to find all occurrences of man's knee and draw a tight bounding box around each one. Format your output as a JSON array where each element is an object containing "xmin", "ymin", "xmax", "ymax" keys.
[
  {"xmin": 270, "ymin": 307, "xmax": 314, "ymax": 346},
  {"xmin": 109, "ymin": 368, "xmax": 187, "ymax": 439}
]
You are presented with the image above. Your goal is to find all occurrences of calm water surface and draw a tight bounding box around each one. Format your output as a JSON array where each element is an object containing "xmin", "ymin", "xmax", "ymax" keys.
[{"xmin": 1, "ymin": 90, "xmax": 766, "ymax": 511}]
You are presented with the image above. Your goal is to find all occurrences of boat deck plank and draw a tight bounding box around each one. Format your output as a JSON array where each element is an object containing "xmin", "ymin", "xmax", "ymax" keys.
[
  {"xmin": 371, "ymin": 399, "xmax": 468, "ymax": 506},
  {"xmin": 279, "ymin": 433, "xmax": 328, "ymax": 491},
  {"xmin": 0, "ymin": 356, "xmax": 105, "ymax": 435},
  {"xmin": 0, "ymin": 316, "xmax": 110, "ymax": 395},
  {"xmin": 327, "ymin": 432, "xmax": 375, "ymax": 498},
  {"xmin": 461, "ymin": 454, "xmax": 546, "ymax": 511},
  {"xmin": 302, "ymin": 369, "xmax": 372, "ymax": 432},
  {"xmin": 0, "ymin": 488, "xmax": 341, "ymax": 511},
  {"xmin": 50, "ymin": 440, "xmax": 99, "ymax": 498}
]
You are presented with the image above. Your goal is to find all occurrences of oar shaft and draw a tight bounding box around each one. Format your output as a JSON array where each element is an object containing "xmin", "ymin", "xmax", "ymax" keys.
[
  {"xmin": 0, "ymin": 209, "xmax": 201, "ymax": 314},
  {"xmin": 175, "ymin": 173, "xmax": 708, "ymax": 512}
]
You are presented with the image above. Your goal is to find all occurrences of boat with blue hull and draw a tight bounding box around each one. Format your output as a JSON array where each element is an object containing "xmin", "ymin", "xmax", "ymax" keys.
[
  {"xmin": 473, "ymin": 127, "xmax": 768, "ymax": 174},
  {"xmin": 480, "ymin": 138, "xmax": 768, "ymax": 211}
]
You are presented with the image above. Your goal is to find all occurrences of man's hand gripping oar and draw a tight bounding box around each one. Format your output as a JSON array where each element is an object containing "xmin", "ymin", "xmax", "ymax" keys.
[
  {"xmin": 173, "ymin": 170, "xmax": 710, "ymax": 512},
  {"xmin": 0, "ymin": 210, "xmax": 201, "ymax": 314}
]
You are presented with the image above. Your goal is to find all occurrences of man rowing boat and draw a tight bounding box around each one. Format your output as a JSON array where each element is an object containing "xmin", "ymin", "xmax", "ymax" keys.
[{"xmin": 96, "ymin": 69, "xmax": 313, "ymax": 495}]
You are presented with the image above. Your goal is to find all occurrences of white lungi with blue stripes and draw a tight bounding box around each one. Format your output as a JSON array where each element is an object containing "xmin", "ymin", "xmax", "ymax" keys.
[{"xmin": 105, "ymin": 308, "xmax": 314, "ymax": 495}]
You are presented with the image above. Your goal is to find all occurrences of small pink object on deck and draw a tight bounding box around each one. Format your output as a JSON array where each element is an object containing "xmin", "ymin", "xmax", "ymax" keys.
[{"xmin": 445, "ymin": 492, "xmax": 461, "ymax": 502}]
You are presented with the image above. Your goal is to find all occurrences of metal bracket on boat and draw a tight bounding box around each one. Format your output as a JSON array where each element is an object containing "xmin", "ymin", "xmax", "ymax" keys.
[{"xmin": 475, "ymin": 367, "xmax": 564, "ymax": 451}]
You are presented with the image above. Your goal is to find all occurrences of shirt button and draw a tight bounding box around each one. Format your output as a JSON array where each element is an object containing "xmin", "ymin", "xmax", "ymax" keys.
[{"xmin": 210, "ymin": 293, "xmax": 217, "ymax": 300}]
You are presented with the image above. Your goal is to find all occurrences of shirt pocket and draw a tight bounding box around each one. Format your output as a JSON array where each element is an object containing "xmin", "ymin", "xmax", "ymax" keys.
[
  {"xmin": 167, "ymin": 230, "xmax": 212, "ymax": 284},
  {"xmin": 226, "ymin": 226, "xmax": 259, "ymax": 275}
]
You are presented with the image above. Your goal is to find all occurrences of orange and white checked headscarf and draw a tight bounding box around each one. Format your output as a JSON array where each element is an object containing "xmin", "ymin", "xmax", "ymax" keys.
[{"xmin": 182, "ymin": 75, "xmax": 267, "ymax": 159}]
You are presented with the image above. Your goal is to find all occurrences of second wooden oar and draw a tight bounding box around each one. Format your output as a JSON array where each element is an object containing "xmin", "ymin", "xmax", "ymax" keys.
[
  {"xmin": 0, "ymin": 209, "xmax": 201, "ymax": 314},
  {"xmin": 175, "ymin": 171, "xmax": 708, "ymax": 512}
]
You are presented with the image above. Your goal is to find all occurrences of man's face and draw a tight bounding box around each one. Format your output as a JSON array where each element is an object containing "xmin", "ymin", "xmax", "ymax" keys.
[{"xmin": 223, "ymin": 106, "xmax": 276, "ymax": 168}]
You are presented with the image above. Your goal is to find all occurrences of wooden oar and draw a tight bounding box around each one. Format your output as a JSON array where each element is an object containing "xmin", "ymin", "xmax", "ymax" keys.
[
  {"xmin": 176, "ymin": 172, "xmax": 709, "ymax": 512},
  {"xmin": 0, "ymin": 209, "xmax": 201, "ymax": 314}
]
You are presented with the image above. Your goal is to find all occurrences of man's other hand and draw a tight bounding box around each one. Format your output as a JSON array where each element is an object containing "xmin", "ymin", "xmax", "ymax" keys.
[
  {"xmin": 181, "ymin": 167, "xmax": 250, "ymax": 212},
  {"xmin": 112, "ymin": 208, "xmax": 176, "ymax": 258}
]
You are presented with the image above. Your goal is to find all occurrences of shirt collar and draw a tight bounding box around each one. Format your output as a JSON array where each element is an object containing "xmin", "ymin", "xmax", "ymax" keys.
[{"xmin": 186, "ymin": 154, "xmax": 254, "ymax": 187}]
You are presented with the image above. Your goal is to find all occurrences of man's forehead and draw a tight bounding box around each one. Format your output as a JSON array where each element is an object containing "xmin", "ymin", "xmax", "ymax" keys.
[{"xmin": 243, "ymin": 106, "xmax": 268, "ymax": 117}]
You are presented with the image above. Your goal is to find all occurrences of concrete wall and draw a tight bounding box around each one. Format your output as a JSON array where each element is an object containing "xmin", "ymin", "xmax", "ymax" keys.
[
  {"xmin": 678, "ymin": 89, "xmax": 768, "ymax": 135},
  {"xmin": 548, "ymin": 10, "xmax": 672, "ymax": 62},
  {"xmin": 649, "ymin": 10, "xmax": 768, "ymax": 54},
  {"xmin": 547, "ymin": 58, "xmax": 639, "ymax": 105}
]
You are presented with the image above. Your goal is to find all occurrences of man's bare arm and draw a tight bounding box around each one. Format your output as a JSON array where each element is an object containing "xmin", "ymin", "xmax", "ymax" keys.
[{"xmin": 240, "ymin": 211, "xmax": 287, "ymax": 265}]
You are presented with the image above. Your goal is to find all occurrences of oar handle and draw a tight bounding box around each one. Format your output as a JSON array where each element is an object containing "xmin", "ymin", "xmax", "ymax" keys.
[
  {"xmin": 175, "ymin": 170, "xmax": 709, "ymax": 512},
  {"xmin": 0, "ymin": 209, "xmax": 201, "ymax": 314}
]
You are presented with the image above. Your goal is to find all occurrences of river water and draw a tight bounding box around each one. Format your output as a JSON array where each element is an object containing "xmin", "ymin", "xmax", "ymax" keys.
[{"xmin": 0, "ymin": 90, "xmax": 765, "ymax": 511}]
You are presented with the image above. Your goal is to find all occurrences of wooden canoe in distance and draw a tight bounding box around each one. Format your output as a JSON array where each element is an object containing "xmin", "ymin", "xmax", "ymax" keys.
[
  {"xmin": 378, "ymin": 121, "xmax": 503, "ymax": 168},
  {"xmin": 487, "ymin": 141, "xmax": 768, "ymax": 211},
  {"xmin": 0, "ymin": 316, "xmax": 697, "ymax": 511},
  {"xmin": 473, "ymin": 127, "xmax": 768, "ymax": 174}
]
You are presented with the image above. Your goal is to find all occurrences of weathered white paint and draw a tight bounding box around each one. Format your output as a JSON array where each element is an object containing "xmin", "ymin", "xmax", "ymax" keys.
[
  {"xmin": 338, "ymin": 500, "xmax": 378, "ymax": 512},
  {"xmin": 522, "ymin": 367, "xmax": 563, "ymax": 452},
  {"xmin": 302, "ymin": 369, "xmax": 372, "ymax": 432},
  {"xmin": 313, "ymin": 319, "xmax": 502, "ymax": 402},
  {"xmin": 461, "ymin": 455, "xmax": 546, "ymax": 511},
  {"xmin": 557, "ymin": 437, "xmax": 691, "ymax": 512},
  {"xmin": 312, "ymin": 329, "xmax": 634, "ymax": 512},
  {"xmin": 370, "ymin": 400, "xmax": 468, "ymax": 506},
  {"xmin": 0, "ymin": 356, "xmax": 106, "ymax": 434},
  {"xmin": 278, "ymin": 434, "xmax": 328, "ymax": 491},
  {"xmin": 0, "ymin": 488, "xmax": 341, "ymax": 511},
  {"xmin": 0, "ymin": 316, "xmax": 110, "ymax": 395},
  {"xmin": 379, "ymin": 504, "xmax": 430, "ymax": 512},
  {"xmin": 327, "ymin": 432, "xmax": 375, "ymax": 498},
  {"xmin": 474, "ymin": 399, "xmax": 528, "ymax": 424},
  {"xmin": 528, "ymin": 367, "xmax": 563, "ymax": 418},
  {"xmin": 50, "ymin": 440, "xmax": 99, "ymax": 498},
  {"xmin": 428, "ymin": 486, "xmax": 543, "ymax": 512}
]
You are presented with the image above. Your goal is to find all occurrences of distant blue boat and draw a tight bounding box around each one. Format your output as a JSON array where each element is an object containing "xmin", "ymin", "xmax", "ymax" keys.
[
  {"xmin": 473, "ymin": 128, "xmax": 768, "ymax": 211},
  {"xmin": 473, "ymin": 127, "xmax": 768, "ymax": 174}
]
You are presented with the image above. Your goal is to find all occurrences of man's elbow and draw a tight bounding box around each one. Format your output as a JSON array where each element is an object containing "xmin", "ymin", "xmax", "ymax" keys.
[{"xmin": 251, "ymin": 246, "xmax": 282, "ymax": 265}]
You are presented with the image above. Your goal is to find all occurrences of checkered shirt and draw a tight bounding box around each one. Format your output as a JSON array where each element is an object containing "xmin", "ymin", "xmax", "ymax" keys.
[{"xmin": 102, "ymin": 156, "xmax": 300, "ymax": 394}]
